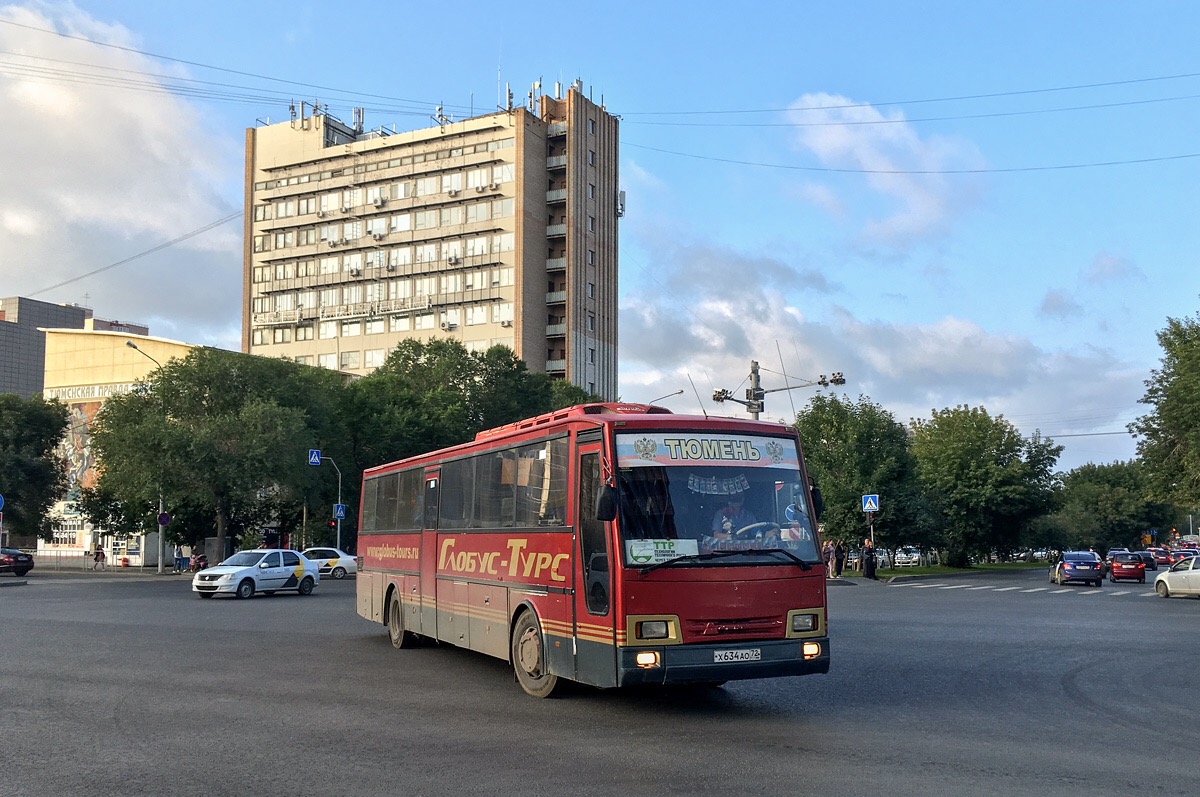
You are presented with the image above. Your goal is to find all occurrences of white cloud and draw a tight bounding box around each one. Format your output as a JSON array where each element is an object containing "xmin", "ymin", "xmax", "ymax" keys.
[
  {"xmin": 0, "ymin": 3, "xmax": 242, "ymax": 348},
  {"xmin": 786, "ymin": 92, "xmax": 986, "ymax": 249},
  {"xmin": 1038, "ymin": 289, "xmax": 1083, "ymax": 319},
  {"xmin": 1084, "ymin": 253, "xmax": 1141, "ymax": 286}
]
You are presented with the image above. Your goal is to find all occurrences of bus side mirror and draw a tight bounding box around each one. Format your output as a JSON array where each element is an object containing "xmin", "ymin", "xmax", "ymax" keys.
[{"xmin": 595, "ymin": 485, "xmax": 617, "ymax": 522}]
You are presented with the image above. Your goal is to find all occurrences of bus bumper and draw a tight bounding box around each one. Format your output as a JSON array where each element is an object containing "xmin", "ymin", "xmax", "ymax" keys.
[{"xmin": 616, "ymin": 637, "xmax": 830, "ymax": 686}]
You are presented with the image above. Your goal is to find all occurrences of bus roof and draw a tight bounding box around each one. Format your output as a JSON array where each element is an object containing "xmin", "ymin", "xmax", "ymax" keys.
[{"xmin": 473, "ymin": 402, "xmax": 672, "ymax": 441}]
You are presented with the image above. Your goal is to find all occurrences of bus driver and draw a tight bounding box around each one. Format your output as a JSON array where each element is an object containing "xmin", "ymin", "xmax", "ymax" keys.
[{"xmin": 711, "ymin": 493, "xmax": 757, "ymax": 539}]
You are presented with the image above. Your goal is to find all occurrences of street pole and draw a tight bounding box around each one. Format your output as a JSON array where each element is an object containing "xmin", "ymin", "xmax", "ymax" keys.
[
  {"xmin": 748, "ymin": 360, "xmax": 762, "ymax": 421},
  {"xmin": 321, "ymin": 456, "xmax": 343, "ymax": 550},
  {"xmin": 127, "ymin": 341, "xmax": 166, "ymax": 574}
]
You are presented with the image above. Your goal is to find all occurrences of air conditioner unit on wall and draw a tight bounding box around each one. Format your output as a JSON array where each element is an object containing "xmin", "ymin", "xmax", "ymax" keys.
[
  {"xmin": 488, "ymin": 182, "xmax": 499, "ymax": 190},
  {"xmin": 316, "ymin": 210, "xmax": 326, "ymax": 218},
  {"xmin": 372, "ymin": 197, "xmax": 386, "ymax": 207},
  {"xmin": 447, "ymin": 255, "xmax": 460, "ymax": 265},
  {"xmin": 372, "ymin": 232, "xmax": 385, "ymax": 241},
  {"xmin": 341, "ymin": 205, "xmax": 352, "ymax": 213},
  {"xmin": 500, "ymin": 319, "xmax": 513, "ymax": 327},
  {"xmin": 475, "ymin": 185, "xmax": 487, "ymax": 193},
  {"xmin": 447, "ymin": 189, "xmax": 459, "ymax": 197},
  {"xmin": 348, "ymin": 267, "xmax": 362, "ymax": 276}
]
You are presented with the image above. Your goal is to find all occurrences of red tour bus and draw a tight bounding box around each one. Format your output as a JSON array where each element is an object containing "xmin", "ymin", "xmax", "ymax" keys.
[{"xmin": 355, "ymin": 402, "xmax": 829, "ymax": 697}]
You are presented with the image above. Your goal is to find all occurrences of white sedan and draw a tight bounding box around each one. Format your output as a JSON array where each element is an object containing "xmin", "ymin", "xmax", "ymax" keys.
[
  {"xmin": 193, "ymin": 549, "xmax": 319, "ymax": 599},
  {"xmin": 1154, "ymin": 555, "xmax": 1200, "ymax": 598},
  {"xmin": 301, "ymin": 547, "xmax": 357, "ymax": 580}
]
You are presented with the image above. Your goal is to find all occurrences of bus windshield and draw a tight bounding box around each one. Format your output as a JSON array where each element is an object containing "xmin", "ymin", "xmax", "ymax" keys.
[{"xmin": 613, "ymin": 431, "xmax": 819, "ymax": 568}]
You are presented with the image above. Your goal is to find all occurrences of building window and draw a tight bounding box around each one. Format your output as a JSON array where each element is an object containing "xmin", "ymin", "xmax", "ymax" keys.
[
  {"xmin": 272, "ymin": 327, "xmax": 291, "ymax": 344},
  {"xmin": 365, "ymin": 319, "xmax": 384, "ymax": 335},
  {"xmin": 295, "ymin": 325, "xmax": 314, "ymax": 341},
  {"xmin": 589, "ymin": 348, "xmax": 596, "ymax": 364},
  {"xmin": 588, "ymin": 314, "xmax": 595, "ymax": 331},
  {"xmin": 319, "ymin": 321, "xmax": 338, "ymax": 339},
  {"xmin": 415, "ymin": 314, "xmax": 435, "ymax": 330},
  {"xmin": 588, "ymin": 183, "xmax": 595, "ymax": 199},
  {"xmin": 294, "ymin": 355, "xmax": 313, "ymax": 366},
  {"xmin": 318, "ymin": 353, "xmax": 337, "ymax": 369},
  {"xmin": 588, "ymin": 215, "xmax": 595, "ymax": 232},
  {"xmin": 340, "ymin": 351, "xmax": 360, "ymax": 370},
  {"xmin": 588, "ymin": 149, "xmax": 596, "ymax": 165},
  {"xmin": 587, "ymin": 282, "xmax": 595, "ymax": 299},
  {"xmin": 588, "ymin": 119, "xmax": 596, "ymax": 135},
  {"xmin": 588, "ymin": 249, "xmax": 595, "ymax": 265},
  {"xmin": 341, "ymin": 321, "xmax": 361, "ymax": 337},
  {"xmin": 365, "ymin": 348, "xmax": 386, "ymax": 369},
  {"xmin": 390, "ymin": 315, "xmax": 411, "ymax": 332},
  {"xmin": 252, "ymin": 329, "xmax": 267, "ymax": 345}
]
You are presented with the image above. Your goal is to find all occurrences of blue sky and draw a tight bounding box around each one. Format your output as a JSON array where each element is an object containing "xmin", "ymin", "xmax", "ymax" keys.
[{"xmin": 2, "ymin": 1, "xmax": 1198, "ymax": 473}]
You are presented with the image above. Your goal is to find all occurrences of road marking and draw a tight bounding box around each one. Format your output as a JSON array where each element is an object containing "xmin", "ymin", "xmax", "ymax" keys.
[
  {"xmin": 911, "ymin": 583, "xmax": 948, "ymax": 589},
  {"xmin": 1078, "ymin": 589, "xmax": 1103, "ymax": 596},
  {"xmin": 1107, "ymin": 591, "xmax": 1130, "ymax": 596},
  {"xmin": 1021, "ymin": 588, "xmax": 1050, "ymax": 593},
  {"xmin": 992, "ymin": 587, "xmax": 1023, "ymax": 592},
  {"xmin": 938, "ymin": 584, "xmax": 971, "ymax": 590},
  {"xmin": 1139, "ymin": 592, "xmax": 1158, "ymax": 597},
  {"xmin": 966, "ymin": 585, "xmax": 994, "ymax": 591},
  {"xmin": 1050, "ymin": 589, "xmax": 1073, "ymax": 594}
]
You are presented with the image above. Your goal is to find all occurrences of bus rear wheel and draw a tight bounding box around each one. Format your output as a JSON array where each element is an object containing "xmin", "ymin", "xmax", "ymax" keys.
[
  {"xmin": 388, "ymin": 592, "xmax": 415, "ymax": 649},
  {"xmin": 511, "ymin": 611, "xmax": 560, "ymax": 698}
]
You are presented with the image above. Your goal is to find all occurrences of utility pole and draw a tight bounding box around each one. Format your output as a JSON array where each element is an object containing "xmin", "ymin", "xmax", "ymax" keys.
[{"xmin": 713, "ymin": 360, "xmax": 845, "ymax": 419}]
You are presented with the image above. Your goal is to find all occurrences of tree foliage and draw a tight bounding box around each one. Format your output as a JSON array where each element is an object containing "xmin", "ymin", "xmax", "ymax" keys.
[
  {"xmin": 0, "ymin": 394, "xmax": 69, "ymax": 540},
  {"xmin": 88, "ymin": 348, "xmax": 346, "ymax": 556},
  {"xmin": 1130, "ymin": 310, "xmax": 1200, "ymax": 507},
  {"xmin": 1049, "ymin": 460, "xmax": 1175, "ymax": 551},
  {"xmin": 793, "ymin": 394, "xmax": 928, "ymax": 553},
  {"xmin": 909, "ymin": 405, "xmax": 1062, "ymax": 566}
]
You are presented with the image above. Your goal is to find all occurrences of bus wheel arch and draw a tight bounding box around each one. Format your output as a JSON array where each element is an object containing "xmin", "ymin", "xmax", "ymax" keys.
[{"xmin": 510, "ymin": 608, "xmax": 561, "ymax": 698}]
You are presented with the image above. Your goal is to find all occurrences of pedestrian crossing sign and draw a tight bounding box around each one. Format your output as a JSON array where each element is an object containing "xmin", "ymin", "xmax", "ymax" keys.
[{"xmin": 862, "ymin": 494, "xmax": 880, "ymax": 512}]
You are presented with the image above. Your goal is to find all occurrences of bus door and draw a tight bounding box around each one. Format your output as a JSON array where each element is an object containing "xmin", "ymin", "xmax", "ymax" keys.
[
  {"xmin": 574, "ymin": 442, "xmax": 618, "ymax": 687},
  {"xmin": 420, "ymin": 468, "xmax": 440, "ymax": 638}
]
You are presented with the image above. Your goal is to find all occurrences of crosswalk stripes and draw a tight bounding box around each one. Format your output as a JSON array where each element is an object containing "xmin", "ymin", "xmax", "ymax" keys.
[{"xmin": 886, "ymin": 580, "xmax": 1159, "ymax": 598}]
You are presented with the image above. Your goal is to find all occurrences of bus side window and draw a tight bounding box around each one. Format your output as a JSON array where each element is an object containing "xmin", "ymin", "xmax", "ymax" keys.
[{"xmin": 578, "ymin": 452, "xmax": 610, "ymax": 615}]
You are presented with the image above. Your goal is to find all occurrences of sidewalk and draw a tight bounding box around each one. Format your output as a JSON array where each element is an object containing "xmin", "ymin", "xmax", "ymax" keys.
[{"xmin": 29, "ymin": 554, "xmax": 194, "ymax": 577}]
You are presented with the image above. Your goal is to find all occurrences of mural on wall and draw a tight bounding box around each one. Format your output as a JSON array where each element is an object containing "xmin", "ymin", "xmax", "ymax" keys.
[{"xmin": 59, "ymin": 400, "xmax": 102, "ymax": 510}]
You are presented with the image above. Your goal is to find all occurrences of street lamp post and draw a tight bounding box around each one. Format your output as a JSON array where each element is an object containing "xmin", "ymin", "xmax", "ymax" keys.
[
  {"xmin": 127, "ymin": 341, "xmax": 167, "ymax": 575},
  {"xmin": 713, "ymin": 360, "xmax": 846, "ymax": 420}
]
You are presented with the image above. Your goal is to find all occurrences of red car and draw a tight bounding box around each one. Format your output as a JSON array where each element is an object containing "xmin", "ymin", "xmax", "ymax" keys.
[
  {"xmin": 1148, "ymin": 548, "xmax": 1174, "ymax": 566},
  {"xmin": 1107, "ymin": 552, "xmax": 1146, "ymax": 583}
]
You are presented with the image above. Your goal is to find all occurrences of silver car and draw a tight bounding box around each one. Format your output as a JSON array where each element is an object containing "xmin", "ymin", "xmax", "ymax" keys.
[{"xmin": 1154, "ymin": 555, "xmax": 1200, "ymax": 598}]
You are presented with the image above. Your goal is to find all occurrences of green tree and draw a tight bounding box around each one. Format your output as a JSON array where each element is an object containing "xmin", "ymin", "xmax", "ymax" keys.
[
  {"xmin": 1130, "ymin": 310, "xmax": 1200, "ymax": 508},
  {"xmin": 88, "ymin": 348, "xmax": 345, "ymax": 557},
  {"xmin": 0, "ymin": 394, "xmax": 69, "ymax": 540},
  {"xmin": 1051, "ymin": 461, "xmax": 1175, "ymax": 551},
  {"xmin": 910, "ymin": 405, "xmax": 1062, "ymax": 566},
  {"xmin": 793, "ymin": 394, "xmax": 928, "ymax": 556}
]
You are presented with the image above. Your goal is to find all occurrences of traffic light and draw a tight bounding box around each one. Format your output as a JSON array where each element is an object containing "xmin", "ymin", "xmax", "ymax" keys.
[{"xmin": 328, "ymin": 519, "xmax": 336, "ymax": 531}]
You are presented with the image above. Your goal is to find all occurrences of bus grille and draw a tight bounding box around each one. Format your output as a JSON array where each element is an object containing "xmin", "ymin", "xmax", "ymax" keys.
[{"xmin": 685, "ymin": 616, "xmax": 784, "ymax": 640}]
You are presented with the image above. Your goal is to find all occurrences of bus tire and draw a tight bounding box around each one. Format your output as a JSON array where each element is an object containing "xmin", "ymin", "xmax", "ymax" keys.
[
  {"xmin": 388, "ymin": 591, "xmax": 415, "ymax": 649},
  {"xmin": 511, "ymin": 611, "xmax": 560, "ymax": 698}
]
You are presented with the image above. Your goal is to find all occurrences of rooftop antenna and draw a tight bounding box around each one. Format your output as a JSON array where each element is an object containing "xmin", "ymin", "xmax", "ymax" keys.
[
  {"xmin": 687, "ymin": 373, "xmax": 709, "ymax": 419},
  {"xmin": 432, "ymin": 103, "xmax": 451, "ymax": 131},
  {"xmin": 777, "ymin": 340, "xmax": 798, "ymax": 420}
]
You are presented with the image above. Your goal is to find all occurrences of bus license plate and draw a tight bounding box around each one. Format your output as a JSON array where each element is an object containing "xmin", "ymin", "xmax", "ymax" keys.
[{"xmin": 714, "ymin": 648, "xmax": 760, "ymax": 663}]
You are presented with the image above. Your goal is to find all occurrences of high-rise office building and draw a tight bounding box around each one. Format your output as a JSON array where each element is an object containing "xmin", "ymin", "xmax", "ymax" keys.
[{"xmin": 243, "ymin": 79, "xmax": 619, "ymax": 398}]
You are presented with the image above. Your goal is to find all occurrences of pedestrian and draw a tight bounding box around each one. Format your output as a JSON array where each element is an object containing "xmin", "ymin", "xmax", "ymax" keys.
[
  {"xmin": 173, "ymin": 544, "xmax": 186, "ymax": 574},
  {"xmin": 92, "ymin": 548, "xmax": 106, "ymax": 571},
  {"xmin": 822, "ymin": 540, "xmax": 835, "ymax": 578},
  {"xmin": 862, "ymin": 538, "xmax": 878, "ymax": 580},
  {"xmin": 834, "ymin": 541, "xmax": 846, "ymax": 578}
]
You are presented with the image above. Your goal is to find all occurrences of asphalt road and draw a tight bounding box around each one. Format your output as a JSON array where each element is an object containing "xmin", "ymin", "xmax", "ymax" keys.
[{"xmin": 0, "ymin": 568, "xmax": 1194, "ymax": 797}]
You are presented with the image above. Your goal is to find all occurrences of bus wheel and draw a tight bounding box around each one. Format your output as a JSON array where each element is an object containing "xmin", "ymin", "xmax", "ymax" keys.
[
  {"xmin": 511, "ymin": 612, "xmax": 560, "ymax": 698},
  {"xmin": 388, "ymin": 592, "xmax": 415, "ymax": 649}
]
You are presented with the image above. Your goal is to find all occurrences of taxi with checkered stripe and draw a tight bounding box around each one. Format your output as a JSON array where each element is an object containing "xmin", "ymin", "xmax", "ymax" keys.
[
  {"xmin": 193, "ymin": 549, "xmax": 319, "ymax": 599},
  {"xmin": 301, "ymin": 547, "xmax": 357, "ymax": 579}
]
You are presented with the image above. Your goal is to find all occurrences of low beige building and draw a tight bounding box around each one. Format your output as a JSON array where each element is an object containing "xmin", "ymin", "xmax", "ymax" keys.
[{"xmin": 39, "ymin": 329, "xmax": 193, "ymax": 567}]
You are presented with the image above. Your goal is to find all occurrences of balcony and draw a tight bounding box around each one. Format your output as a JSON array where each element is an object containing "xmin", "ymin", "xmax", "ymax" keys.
[
  {"xmin": 546, "ymin": 224, "xmax": 566, "ymax": 237},
  {"xmin": 546, "ymin": 155, "xmax": 567, "ymax": 169},
  {"xmin": 546, "ymin": 188, "xmax": 567, "ymax": 203},
  {"xmin": 546, "ymin": 257, "xmax": 565, "ymax": 271},
  {"xmin": 251, "ymin": 310, "xmax": 301, "ymax": 325},
  {"xmin": 546, "ymin": 323, "xmax": 566, "ymax": 336},
  {"xmin": 547, "ymin": 122, "xmax": 567, "ymax": 137},
  {"xmin": 546, "ymin": 291, "xmax": 566, "ymax": 304},
  {"xmin": 546, "ymin": 359, "xmax": 567, "ymax": 372}
]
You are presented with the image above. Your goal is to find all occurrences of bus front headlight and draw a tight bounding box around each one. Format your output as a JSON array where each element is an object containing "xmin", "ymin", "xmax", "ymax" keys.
[
  {"xmin": 638, "ymin": 620, "xmax": 669, "ymax": 639},
  {"xmin": 791, "ymin": 613, "xmax": 816, "ymax": 632}
]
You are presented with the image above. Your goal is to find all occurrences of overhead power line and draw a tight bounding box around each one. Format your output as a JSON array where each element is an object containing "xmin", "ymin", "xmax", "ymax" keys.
[
  {"xmin": 29, "ymin": 212, "xmax": 242, "ymax": 297},
  {"xmin": 624, "ymin": 141, "xmax": 1200, "ymax": 175}
]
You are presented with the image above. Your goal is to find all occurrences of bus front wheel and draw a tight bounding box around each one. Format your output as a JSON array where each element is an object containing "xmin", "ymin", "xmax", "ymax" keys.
[
  {"xmin": 511, "ymin": 611, "xmax": 560, "ymax": 698},
  {"xmin": 388, "ymin": 592, "xmax": 415, "ymax": 649}
]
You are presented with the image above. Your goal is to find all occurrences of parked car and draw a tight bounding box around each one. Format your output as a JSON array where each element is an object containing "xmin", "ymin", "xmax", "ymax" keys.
[
  {"xmin": 1049, "ymin": 551, "xmax": 1104, "ymax": 587},
  {"xmin": 894, "ymin": 547, "xmax": 921, "ymax": 567},
  {"xmin": 300, "ymin": 547, "xmax": 357, "ymax": 579},
  {"xmin": 192, "ymin": 549, "xmax": 319, "ymax": 599},
  {"xmin": 1107, "ymin": 552, "xmax": 1146, "ymax": 583},
  {"xmin": 1132, "ymin": 551, "xmax": 1158, "ymax": 571},
  {"xmin": 1154, "ymin": 556, "xmax": 1200, "ymax": 598},
  {"xmin": 0, "ymin": 547, "xmax": 34, "ymax": 577}
]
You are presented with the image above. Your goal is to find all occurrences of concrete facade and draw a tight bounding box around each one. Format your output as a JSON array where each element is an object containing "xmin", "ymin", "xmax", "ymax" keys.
[{"xmin": 243, "ymin": 80, "xmax": 619, "ymax": 398}]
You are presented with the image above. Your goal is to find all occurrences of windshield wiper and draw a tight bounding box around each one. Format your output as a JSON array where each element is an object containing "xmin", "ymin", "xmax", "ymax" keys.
[{"xmin": 638, "ymin": 548, "xmax": 813, "ymax": 574}]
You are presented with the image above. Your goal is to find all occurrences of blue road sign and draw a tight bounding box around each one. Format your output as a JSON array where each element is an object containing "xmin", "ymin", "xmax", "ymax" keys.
[
  {"xmin": 333, "ymin": 503, "xmax": 347, "ymax": 519},
  {"xmin": 862, "ymin": 494, "xmax": 880, "ymax": 513},
  {"xmin": 308, "ymin": 449, "xmax": 322, "ymax": 466},
  {"xmin": 0, "ymin": 493, "xmax": 5, "ymax": 511}
]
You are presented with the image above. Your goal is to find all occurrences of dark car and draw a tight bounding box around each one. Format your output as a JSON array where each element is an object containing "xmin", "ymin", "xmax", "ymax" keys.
[
  {"xmin": 1049, "ymin": 551, "xmax": 1104, "ymax": 587},
  {"xmin": 1148, "ymin": 547, "xmax": 1173, "ymax": 566},
  {"xmin": 0, "ymin": 547, "xmax": 34, "ymax": 577},
  {"xmin": 1108, "ymin": 552, "xmax": 1146, "ymax": 583},
  {"xmin": 1132, "ymin": 551, "xmax": 1157, "ymax": 571}
]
